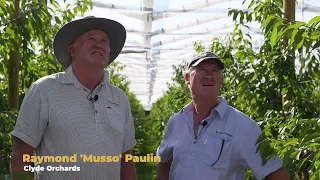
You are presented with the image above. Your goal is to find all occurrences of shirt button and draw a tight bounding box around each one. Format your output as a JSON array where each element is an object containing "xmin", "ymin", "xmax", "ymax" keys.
[
  {"xmin": 95, "ymin": 110, "xmax": 98, "ymax": 113},
  {"xmin": 193, "ymin": 140, "xmax": 196, "ymax": 144}
]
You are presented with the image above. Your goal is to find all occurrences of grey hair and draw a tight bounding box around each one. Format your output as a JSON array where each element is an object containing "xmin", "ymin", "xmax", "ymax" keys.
[{"xmin": 185, "ymin": 66, "xmax": 196, "ymax": 75}]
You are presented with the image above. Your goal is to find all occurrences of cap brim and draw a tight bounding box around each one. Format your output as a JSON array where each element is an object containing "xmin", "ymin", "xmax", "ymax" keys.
[
  {"xmin": 53, "ymin": 18, "xmax": 126, "ymax": 68},
  {"xmin": 190, "ymin": 57, "xmax": 224, "ymax": 69}
]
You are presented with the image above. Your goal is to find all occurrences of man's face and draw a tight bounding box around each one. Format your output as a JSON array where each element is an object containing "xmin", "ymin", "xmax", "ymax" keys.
[
  {"xmin": 185, "ymin": 60, "xmax": 223, "ymax": 99},
  {"xmin": 68, "ymin": 30, "xmax": 110, "ymax": 68}
]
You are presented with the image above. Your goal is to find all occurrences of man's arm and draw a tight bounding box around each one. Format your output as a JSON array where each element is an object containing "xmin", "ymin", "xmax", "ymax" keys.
[
  {"xmin": 156, "ymin": 158, "xmax": 172, "ymax": 180},
  {"xmin": 10, "ymin": 136, "xmax": 35, "ymax": 179},
  {"xmin": 265, "ymin": 167, "xmax": 290, "ymax": 180},
  {"xmin": 120, "ymin": 150, "xmax": 136, "ymax": 180}
]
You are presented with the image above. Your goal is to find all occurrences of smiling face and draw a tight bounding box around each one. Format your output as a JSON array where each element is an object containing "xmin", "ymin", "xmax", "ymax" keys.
[
  {"xmin": 68, "ymin": 30, "xmax": 110, "ymax": 69},
  {"xmin": 185, "ymin": 60, "xmax": 224, "ymax": 100}
]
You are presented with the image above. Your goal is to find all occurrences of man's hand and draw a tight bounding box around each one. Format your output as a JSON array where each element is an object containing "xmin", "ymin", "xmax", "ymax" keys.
[
  {"xmin": 156, "ymin": 158, "xmax": 172, "ymax": 180},
  {"xmin": 265, "ymin": 167, "xmax": 290, "ymax": 180},
  {"xmin": 120, "ymin": 150, "xmax": 136, "ymax": 180},
  {"xmin": 10, "ymin": 136, "xmax": 35, "ymax": 180}
]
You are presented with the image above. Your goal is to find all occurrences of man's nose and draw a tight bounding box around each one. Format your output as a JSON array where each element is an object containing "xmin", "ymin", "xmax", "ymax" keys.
[
  {"xmin": 94, "ymin": 39, "xmax": 104, "ymax": 46},
  {"xmin": 204, "ymin": 73, "xmax": 213, "ymax": 80},
  {"xmin": 93, "ymin": 40, "xmax": 107, "ymax": 49}
]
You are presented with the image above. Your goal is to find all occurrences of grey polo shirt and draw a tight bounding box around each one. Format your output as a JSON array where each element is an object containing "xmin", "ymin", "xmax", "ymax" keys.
[
  {"xmin": 11, "ymin": 66, "xmax": 137, "ymax": 180},
  {"xmin": 156, "ymin": 97, "xmax": 283, "ymax": 180}
]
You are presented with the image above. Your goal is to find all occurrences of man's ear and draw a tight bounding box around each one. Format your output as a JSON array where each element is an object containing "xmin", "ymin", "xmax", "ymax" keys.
[
  {"xmin": 220, "ymin": 73, "xmax": 224, "ymax": 88},
  {"xmin": 68, "ymin": 44, "xmax": 75, "ymax": 57},
  {"xmin": 185, "ymin": 73, "xmax": 190, "ymax": 85}
]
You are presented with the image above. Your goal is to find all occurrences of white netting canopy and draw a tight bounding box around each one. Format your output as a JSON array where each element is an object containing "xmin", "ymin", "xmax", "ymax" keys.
[{"xmin": 72, "ymin": 0, "xmax": 320, "ymax": 110}]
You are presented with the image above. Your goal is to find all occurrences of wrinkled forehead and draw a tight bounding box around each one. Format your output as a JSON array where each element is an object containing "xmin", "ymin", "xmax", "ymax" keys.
[{"xmin": 78, "ymin": 30, "xmax": 109, "ymax": 40}]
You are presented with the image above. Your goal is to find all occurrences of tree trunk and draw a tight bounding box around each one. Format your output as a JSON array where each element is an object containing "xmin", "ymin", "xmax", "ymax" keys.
[
  {"xmin": 8, "ymin": 0, "xmax": 21, "ymax": 110},
  {"xmin": 284, "ymin": 3, "xmax": 310, "ymax": 178},
  {"xmin": 281, "ymin": 0, "xmax": 295, "ymax": 112},
  {"xmin": 283, "ymin": 0, "xmax": 295, "ymax": 23}
]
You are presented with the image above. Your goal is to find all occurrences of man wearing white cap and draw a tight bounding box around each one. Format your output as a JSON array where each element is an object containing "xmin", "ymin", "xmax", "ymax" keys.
[{"xmin": 10, "ymin": 16, "xmax": 137, "ymax": 180}]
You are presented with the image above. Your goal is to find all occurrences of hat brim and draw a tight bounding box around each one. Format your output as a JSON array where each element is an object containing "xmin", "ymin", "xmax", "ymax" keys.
[
  {"xmin": 190, "ymin": 57, "xmax": 224, "ymax": 69},
  {"xmin": 53, "ymin": 18, "xmax": 126, "ymax": 68}
]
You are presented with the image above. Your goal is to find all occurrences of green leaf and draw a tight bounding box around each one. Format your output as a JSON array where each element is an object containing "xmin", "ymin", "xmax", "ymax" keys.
[
  {"xmin": 270, "ymin": 20, "xmax": 282, "ymax": 48},
  {"xmin": 301, "ymin": 132, "xmax": 320, "ymax": 144},
  {"xmin": 288, "ymin": 21, "xmax": 306, "ymax": 29},
  {"xmin": 235, "ymin": 50, "xmax": 245, "ymax": 59},
  {"xmin": 298, "ymin": 157, "xmax": 310, "ymax": 168},
  {"xmin": 228, "ymin": 9, "xmax": 233, "ymax": 17},
  {"xmin": 283, "ymin": 148, "xmax": 295, "ymax": 164},
  {"xmin": 248, "ymin": 0, "xmax": 255, "ymax": 8},
  {"xmin": 250, "ymin": 98, "xmax": 256, "ymax": 104},
  {"xmin": 240, "ymin": 11, "xmax": 245, "ymax": 23},
  {"xmin": 270, "ymin": 70, "xmax": 275, "ymax": 78},
  {"xmin": 54, "ymin": 16, "xmax": 61, "ymax": 24},
  {"xmin": 247, "ymin": 13, "xmax": 252, "ymax": 22},
  {"xmin": 312, "ymin": 41, "xmax": 320, "ymax": 50},
  {"xmin": 0, "ymin": 2, "xmax": 8, "ymax": 15},
  {"xmin": 264, "ymin": 17, "xmax": 279, "ymax": 37},
  {"xmin": 5, "ymin": 27, "xmax": 15, "ymax": 37},
  {"xmin": 262, "ymin": 15, "xmax": 276, "ymax": 28},
  {"xmin": 293, "ymin": 30, "xmax": 304, "ymax": 50},
  {"xmin": 314, "ymin": 151, "xmax": 320, "ymax": 161},
  {"xmin": 290, "ymin": 28, "xmax": 298, "ymax": 45},
  {"xmin": 232, "ymin": 11, "xmax": 239, "ymax": 21},
  {"xmin": 31, "ymin": 8, "xmax": 42, "ymax": 28},
  {"xmin": 278, "ymin": 26, "xmax": 294, "ymax": 40},
  {"xmin": 281, "ymin": 88, "xmax": 288, "ymax": 95},
  {"xmin": 296, "ymin": 37, "xmax": 304, "ymax": 51},
  {"xmin": 307, "ymin": 142, "xmax": 320, "ymax": 148},
  {"xmin": 283, "ymin": 138, "xmax": 299, "ymax": 146},
  {"xmin": 311, "ymin": 31, "xmax": 320, "ymax": 40},
  {"xmin": 307, "ymin": 16, "xmax": 320, "ymax": 28}
]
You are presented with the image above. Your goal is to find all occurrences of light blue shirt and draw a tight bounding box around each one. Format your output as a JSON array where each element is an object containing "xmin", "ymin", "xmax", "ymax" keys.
[{"xmin": 156, "ymin": 97, "xmax": 282, "ymax": 180}]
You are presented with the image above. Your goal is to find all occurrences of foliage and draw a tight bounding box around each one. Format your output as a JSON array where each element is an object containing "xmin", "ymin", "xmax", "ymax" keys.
[
  {"xmin": 0, "ymin": 1, "xmax": 153, "ymax": 180},
  {"xmin": 0, "ymin": 0, "xmax": 93, "ymax": 177},
  {"xmin": 147, "ymin": 61, "xmax": 192, "ymax": 180},
  {"xmin": 106, "ymin": 62, "xmax": 153, "ymax": 180},
  {"xmin": 149, "ymin": 61, "xmax": 191, "ymax": 151},
  {"xmin": 225, "ymin": 0, "xmax": 320, "ymax": 179},
  {"xmin": 0, "ymin": 111, "xmax": 17, "ymax": 178}
]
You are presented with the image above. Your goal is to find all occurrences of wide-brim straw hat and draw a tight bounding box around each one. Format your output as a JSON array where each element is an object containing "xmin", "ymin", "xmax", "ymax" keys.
[{"xmin": 53, "ymin": 16, "xmax": 126, "ymax": 68}]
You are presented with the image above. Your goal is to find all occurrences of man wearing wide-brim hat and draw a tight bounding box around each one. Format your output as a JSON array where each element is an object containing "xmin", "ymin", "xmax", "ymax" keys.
[{"xmin": 10, "ymin": 16, "xmax": 137, "ymax": 180}]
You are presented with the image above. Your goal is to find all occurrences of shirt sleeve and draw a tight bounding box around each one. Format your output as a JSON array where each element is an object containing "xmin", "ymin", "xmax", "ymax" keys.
[
  {"xmin": 10, "ymin": 81, "xmax": 48, "ymax": 148},
  {"xmin": 156, "ymin": 117, "xmax": 174, "ymax": 163},
  {"xmin": 122, "ymin": 96, "xmax": 137, "ymax": 153},
  {"xmin": 239, "ymin": 121, "xmax": 283, "ymax": 180}
]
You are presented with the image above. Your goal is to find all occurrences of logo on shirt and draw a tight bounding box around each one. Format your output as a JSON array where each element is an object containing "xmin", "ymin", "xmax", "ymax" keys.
[{"xmin": 216, "ymin": 130, "xmax": 233, "ymax": 137}]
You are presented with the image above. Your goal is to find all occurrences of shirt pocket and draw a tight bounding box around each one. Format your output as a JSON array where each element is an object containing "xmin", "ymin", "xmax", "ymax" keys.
[
  {"xmin": 201, "ymin": 133, "xmax": 233, "ymax": 169},
  {"xmin": 103, "ymin": 103, "xmax": 126, "ymax": 140}
]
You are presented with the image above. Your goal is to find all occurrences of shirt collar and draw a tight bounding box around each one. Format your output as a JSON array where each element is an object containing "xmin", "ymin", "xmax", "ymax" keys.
[
  {"xmin": 180, "ymin": 96, "xmax": 228, "ymax": 119},
  {"xmin": 214, "ymin": 97, "xmax": 228, "ymax": 119},
  {"xmin": 60, "ymin": 65, "xmax": 111, "ymax": 86}
]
